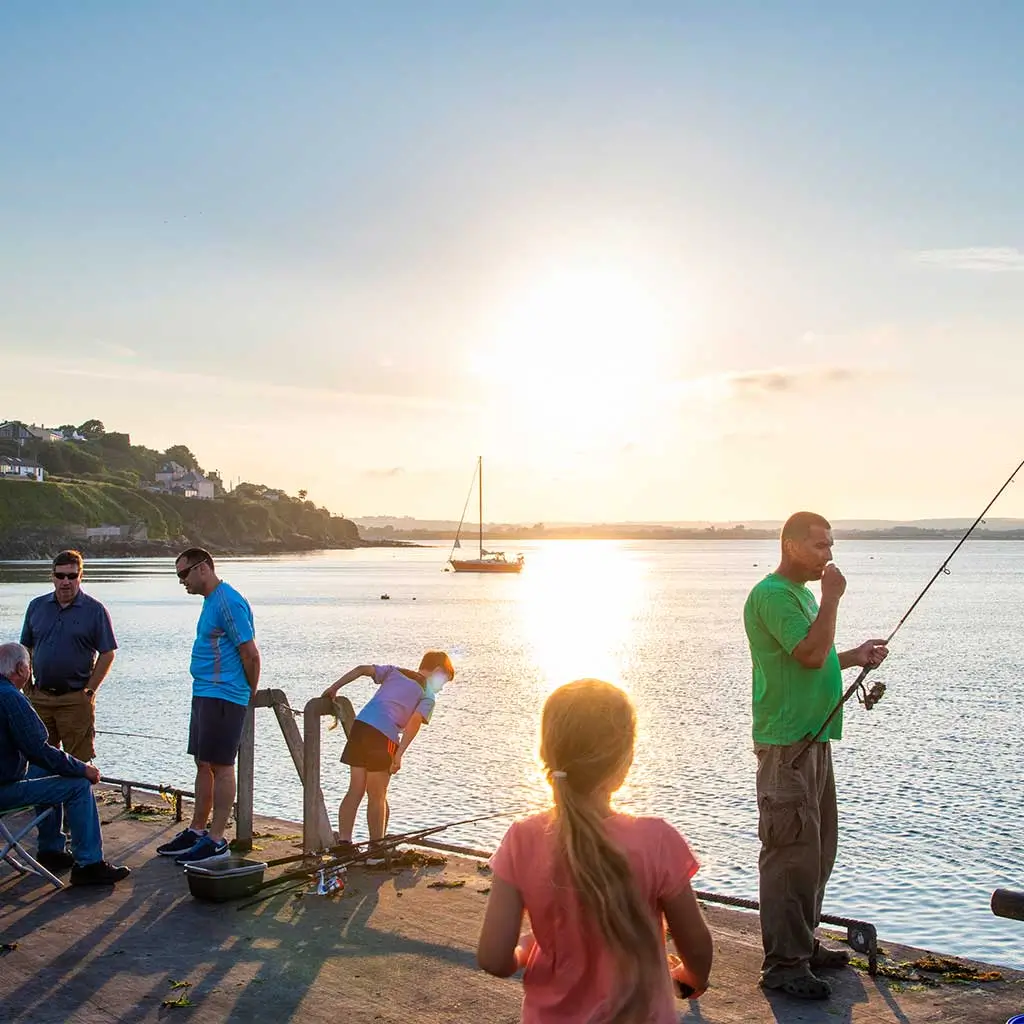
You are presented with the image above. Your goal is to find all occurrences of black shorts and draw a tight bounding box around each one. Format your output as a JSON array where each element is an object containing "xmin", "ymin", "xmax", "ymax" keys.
[
  {"xmin": 341, "ymin": 720, "xmax": 397, "ymax": 772},
  {"xmin": 187, "ymin": 695, "xmax": 249, "ymax": 766}
]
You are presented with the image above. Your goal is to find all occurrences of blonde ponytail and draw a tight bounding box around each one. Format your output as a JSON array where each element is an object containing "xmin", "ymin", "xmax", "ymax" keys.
[{"xmin": 542, "ymin": 680, "xmax": 670, "ymax": 1024}]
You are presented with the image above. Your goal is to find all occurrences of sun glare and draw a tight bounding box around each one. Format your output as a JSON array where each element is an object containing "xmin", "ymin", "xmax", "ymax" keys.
[{"xmin": 471, "ymin": 264, "xmax": 675, "ymax": 454}]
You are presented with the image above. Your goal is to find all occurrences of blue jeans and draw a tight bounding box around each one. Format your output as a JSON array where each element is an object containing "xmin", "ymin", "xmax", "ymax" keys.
[{"xmin": 0, "ymin": 766, "xmax": 102, "ymax": 865}]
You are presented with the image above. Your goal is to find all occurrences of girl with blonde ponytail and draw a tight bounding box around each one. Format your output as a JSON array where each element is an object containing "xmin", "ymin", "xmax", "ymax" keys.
[{"xmin": 477, "ymin": 679, "xmax": 712, "ymax": 1023}]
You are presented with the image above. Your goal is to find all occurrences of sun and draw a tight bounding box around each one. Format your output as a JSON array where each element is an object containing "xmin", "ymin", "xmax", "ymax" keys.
[{"xmin": 471, "ymin": 263, "xmax": 673, "ymax": 453}]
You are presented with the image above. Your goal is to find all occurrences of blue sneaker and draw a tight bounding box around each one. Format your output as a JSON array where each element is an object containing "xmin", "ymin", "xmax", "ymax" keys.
[
  {"xmin": 175, "ymin": 835, "xmax": 229, "ymax": 864},
  {"xmin": 157, "ymin": 828, "xmax": 206, "ymax": 857}
]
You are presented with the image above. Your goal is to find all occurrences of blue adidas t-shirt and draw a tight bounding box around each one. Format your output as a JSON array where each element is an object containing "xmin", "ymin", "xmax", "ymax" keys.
[
  {"xmin": 190, "ymin": 581, "xmax": 255, "ymax": 707},
  {"xmin": 356, "ymin": 665, "xmax": 436, "ymax": 742}
]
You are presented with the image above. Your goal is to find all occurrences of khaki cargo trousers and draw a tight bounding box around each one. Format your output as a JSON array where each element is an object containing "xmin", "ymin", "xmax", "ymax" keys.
[
  {"xmin": 28, "ymin": 686, "xmax": 97, "ymax": 762},
  {"xmin": 755, "ymin": 740, "xmax": 837, "ymax": 984}
]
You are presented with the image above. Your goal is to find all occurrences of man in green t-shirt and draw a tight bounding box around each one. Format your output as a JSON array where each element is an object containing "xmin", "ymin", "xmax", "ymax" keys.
[{"xmin": 743, "ymin": 511, "xmax": 887, "ymax": 1000}]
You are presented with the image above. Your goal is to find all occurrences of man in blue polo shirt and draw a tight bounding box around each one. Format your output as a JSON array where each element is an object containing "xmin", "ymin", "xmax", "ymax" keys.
[
  {"xmin": 21, "ymin": 550, "xmax": 117, "ymax": 766},
  {"xmin": 157, "ymin": 547, "xmax": 260, "ymax": 864}
]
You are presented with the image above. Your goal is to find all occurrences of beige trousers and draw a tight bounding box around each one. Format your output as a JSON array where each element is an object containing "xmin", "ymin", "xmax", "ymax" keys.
[
  {"xmin": 28, "ymin": 686, "xmax": 96, "ymax": 762},
  {"xmin": 755, "ymin": 740, "xmax": 837, "ymax": 983}
]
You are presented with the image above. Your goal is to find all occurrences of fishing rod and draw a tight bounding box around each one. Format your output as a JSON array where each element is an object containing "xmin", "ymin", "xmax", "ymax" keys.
[
  {"xmin": 237, "ymin": 825, "xmax": 446, "ymax": 910},
  {"xmin": 793, "ymin": 455, "xmax": 1024, "ymax": 768},
  {"xmin": 263, "ymin": 807, "xmax": 520, "ymax": 872},
  {"xmin": 237, "ymin": 808, "xmax": 522, "ymax": 909}
]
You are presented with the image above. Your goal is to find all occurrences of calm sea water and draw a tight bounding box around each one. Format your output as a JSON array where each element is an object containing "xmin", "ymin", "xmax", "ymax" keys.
[{"xmin": 1, "ymin": 541, "xmax": 1021, "ymax": 968}]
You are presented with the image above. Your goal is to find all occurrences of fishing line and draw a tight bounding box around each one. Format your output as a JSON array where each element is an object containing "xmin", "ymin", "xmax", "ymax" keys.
[
  {"xmin": 96, "ymin": 729, "xmax": 177, "ymax": 743},
  {"xmin": 793, "ymin": 455, "xmax": 1024, "ymax": 766}
]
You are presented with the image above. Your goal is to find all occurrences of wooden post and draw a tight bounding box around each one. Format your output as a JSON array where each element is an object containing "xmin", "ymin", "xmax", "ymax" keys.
[
  {"xmin": 233, "ymin": 688, "xmax": 353, "ymax": 855},
  {"xmin": 234, "ymin": 702, "xmax": 258, "ymax": 852},
  {"xmin": 235, "ymin": 689, "xmax": 285, "ymax": 851},
  {"xmin": 302, "ymin": 696, "xmax": 339, "ymax": 855},
  {"xmin": 273, "ymin": 699, "xmax": 336, "ymax": 846}
]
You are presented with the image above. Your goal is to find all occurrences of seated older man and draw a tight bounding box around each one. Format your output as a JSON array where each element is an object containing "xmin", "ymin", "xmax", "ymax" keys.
[{"xmin": 0, "ymin": 642, "xmax": 129, "ymax": 885}]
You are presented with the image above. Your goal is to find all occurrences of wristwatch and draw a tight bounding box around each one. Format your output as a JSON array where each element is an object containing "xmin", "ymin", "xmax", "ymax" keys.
[{"xmin": 84, "ymin": 688, "xmax": 95, "ymax": 698}]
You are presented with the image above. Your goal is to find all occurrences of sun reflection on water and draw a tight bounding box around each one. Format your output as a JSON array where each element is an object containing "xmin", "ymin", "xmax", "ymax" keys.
[
  {"xmin": 516, "ymin": 541, "xmax": 649, "ymax": 805},
  {"xmin": 518, "ymin": 541, "xmax": 646, "ymax": 692}
]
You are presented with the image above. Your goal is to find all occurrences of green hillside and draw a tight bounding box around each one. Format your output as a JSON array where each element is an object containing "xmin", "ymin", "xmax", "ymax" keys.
[{"xmin": 0, "ymin": 419, "xmax": 361, "ymax": 557}]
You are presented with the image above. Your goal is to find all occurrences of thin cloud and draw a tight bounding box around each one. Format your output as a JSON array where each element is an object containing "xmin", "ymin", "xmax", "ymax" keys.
[
  {"xmin": 0, "ymin": 349, "xmax": 457, "ymax": 413},
  {"xmin": 915, "ymin": 247, "xmax": 1024, "ymax": 272},
  {"xmin": 362, "ymin": 467, "xmax": 405, "ymax": 479},
  {"xmin": 729, "ymin": 365, "xmax": 864, "ymax": 395}
]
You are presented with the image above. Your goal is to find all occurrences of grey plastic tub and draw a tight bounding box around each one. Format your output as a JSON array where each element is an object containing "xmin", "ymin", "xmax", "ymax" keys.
[{"xmin": 183, "ymin": 856, "xmax": 268, "ymax": 902}]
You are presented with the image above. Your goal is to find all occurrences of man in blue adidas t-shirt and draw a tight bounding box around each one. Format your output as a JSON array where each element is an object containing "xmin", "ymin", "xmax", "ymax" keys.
[{"xmin": 157, "ymin": 548, "xmax": 261, "ymax": 863}]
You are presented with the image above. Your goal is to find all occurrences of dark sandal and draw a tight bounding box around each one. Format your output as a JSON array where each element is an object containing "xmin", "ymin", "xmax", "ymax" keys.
[{"xmin": 763, "ymin": 973, "xmax": 832, "ymax": 1000}]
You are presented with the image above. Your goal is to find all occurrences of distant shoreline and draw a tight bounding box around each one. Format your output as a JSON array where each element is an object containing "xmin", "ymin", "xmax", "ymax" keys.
[{"xmin": 361, "ymin": 528, "xmax": 1024, "ymax": 543}]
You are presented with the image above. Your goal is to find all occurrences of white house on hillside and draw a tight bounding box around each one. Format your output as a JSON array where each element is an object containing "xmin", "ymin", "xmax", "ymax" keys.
[{"xmin": 0, "ymin": 456, "xmax": 44, "ymax": 482}]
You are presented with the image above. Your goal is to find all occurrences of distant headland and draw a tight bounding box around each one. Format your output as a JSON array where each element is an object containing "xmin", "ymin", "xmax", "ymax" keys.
[{"xmin": 0, "ymin": 417, "xmax": 407, "ymax": 560}]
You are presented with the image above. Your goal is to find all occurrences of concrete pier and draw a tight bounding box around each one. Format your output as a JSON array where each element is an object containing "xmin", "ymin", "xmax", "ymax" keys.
[{"xmin": 1, "ymin": 789, "xmax": 1021, "ymax": 1023}]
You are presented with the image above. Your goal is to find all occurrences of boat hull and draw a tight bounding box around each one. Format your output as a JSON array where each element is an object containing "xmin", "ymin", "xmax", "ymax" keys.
[{"xmin": 450, "ymin": 559, "xmax": 523, "ymax": 574}]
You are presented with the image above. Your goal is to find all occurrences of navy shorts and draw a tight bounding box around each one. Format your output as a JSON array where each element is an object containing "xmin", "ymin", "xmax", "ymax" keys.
[
  {"xmin": 187, "ymin": 695, "xmax": 249, "ymax": 766},
  {"xmin": 341, "ymin": 720, "xmax": 398, "ymax": 772}
]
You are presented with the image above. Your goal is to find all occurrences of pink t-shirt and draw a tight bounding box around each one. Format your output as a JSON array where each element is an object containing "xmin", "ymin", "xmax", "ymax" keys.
[{"xmin": 489, "ymin": 811, "xmax": 699, "ymax": 1024}]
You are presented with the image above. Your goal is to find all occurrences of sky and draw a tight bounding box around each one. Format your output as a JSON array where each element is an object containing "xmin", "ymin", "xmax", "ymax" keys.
[{"xmin": 2, "ymin": 2, "xmax": 1023, "ymax": 523}]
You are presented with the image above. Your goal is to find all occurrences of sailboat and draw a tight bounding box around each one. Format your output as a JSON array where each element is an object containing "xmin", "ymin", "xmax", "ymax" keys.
[{"xmin": 448, "ymin": 457, "xmax": 524, "ymax": 573}]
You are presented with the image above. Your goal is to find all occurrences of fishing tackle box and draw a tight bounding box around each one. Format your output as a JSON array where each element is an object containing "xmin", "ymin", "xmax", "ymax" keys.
[{"xmin": 183, "ymin": 856, "xmax": 268, "ymax": 901}]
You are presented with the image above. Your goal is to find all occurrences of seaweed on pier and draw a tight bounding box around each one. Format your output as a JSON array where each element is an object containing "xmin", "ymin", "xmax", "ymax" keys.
[
  {"xmin": 125, "ymin": 803, "xmax": 172, "ymax": 820},
  {"xmin": 849, "ymin": 954, "xmax": 1003, "ymax": 986},
  {"xmin": 364, "ymin": 849, "xmax": 447, "ymax": 871}
]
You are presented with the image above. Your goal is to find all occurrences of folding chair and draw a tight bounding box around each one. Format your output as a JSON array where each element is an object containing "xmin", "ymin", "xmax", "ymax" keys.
[{"xmin": 0, "ymin": 805, "xmax": 64, "ymax": 890}]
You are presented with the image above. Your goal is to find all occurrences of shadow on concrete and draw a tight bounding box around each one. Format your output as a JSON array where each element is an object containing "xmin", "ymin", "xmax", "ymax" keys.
[{"xmin": 0, "ymin": 816, "xmax": 481, "ymax": 1024}]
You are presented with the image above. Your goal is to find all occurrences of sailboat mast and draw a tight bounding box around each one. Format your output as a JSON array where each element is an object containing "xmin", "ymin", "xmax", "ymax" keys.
[{"xmin": 478, "ymin": 455, "xmax": 483, "ymax": 559}]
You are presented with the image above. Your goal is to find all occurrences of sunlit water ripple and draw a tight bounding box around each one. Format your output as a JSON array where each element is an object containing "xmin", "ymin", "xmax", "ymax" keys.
[{"xmin": 1, "ymin": 540, "xmax": 1021, "ymax": 968}]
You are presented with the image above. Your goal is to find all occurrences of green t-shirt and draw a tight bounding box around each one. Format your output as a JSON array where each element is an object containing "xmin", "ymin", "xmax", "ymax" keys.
[{"xmin": 743, "ymin": 573, "xmax": 843, "ymax": 745}]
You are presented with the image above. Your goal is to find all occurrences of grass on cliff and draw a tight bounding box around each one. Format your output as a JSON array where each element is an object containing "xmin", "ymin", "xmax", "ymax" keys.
[
  {"xmin": 0, "ymin": 478, "xmax": 360, "ymax": 548},
  {"xmin": 0, "ymin": 479, "xmax": 181, "ymax": 537}
]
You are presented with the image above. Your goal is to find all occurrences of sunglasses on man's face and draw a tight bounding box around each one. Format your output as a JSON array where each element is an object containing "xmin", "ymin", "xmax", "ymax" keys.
[
  {"xmin": 53, "ymin": 571, "xmax": 80, "ymax": 581},
  {"xmin": 176, "ymin": 561, "xmax": 206, "ymax": 581}
]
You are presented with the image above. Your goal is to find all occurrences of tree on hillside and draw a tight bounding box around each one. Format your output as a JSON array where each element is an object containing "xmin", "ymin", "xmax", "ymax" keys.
[
  {"xmin": 164, "ymin": 444, "xmax": 200, "ymax": 471},
  {"xmin": 99, "ymin": 431, "xmax": 131, "ymax": 452},
  {"xmin": 298, "ymin": 489, "xmax": 308, "ymax": 500},
  {"xmin": 78, "ymin": 419, "xmax": 106, "ymax": 440},
  {"xmin": 233, "ymin": 482, "xmax": 267, "ymax": 501}
]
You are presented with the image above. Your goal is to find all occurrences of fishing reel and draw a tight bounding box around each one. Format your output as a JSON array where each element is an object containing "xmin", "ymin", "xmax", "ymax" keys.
[{"xmin": 856, "ymin": 679, "xmax": 886, "ymax": 711}]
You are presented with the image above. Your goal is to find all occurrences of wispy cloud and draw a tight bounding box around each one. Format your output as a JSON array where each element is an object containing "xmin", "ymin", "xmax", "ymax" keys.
[
  {"xmin": 915, "ymin": 247, "xmax": 1024, "ymax": 272},
  {"xmin": 362, "ymin": 467, "xmax": 405, "ymax": 478},
  {"xmin": 0, "ymin": 348, "xmax": 457, "ymax": 413},
  {"xmin": 728, "ymin": 365, "xmax": 863, "ymax": 395}
]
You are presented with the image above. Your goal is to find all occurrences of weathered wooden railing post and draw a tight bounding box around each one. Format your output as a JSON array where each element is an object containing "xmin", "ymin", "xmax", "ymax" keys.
[
  {"xmin": 303, "ymin": 696, "xmax": 353, "ymax": 854},
  {"xmin": 235, "ymin": 690, "xmax": 283, "ymax": 852},
  {"xmin": 235, "ymin": 688, "xmax": 354, "ymax": 855}
]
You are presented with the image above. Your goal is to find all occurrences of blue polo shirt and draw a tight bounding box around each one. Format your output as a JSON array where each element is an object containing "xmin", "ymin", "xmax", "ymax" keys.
[
  {"xmin": 20, "ymin": 591, "xmax": 118, "ymax": 693},
  {"xmin": 190, "ymin": 581, "xmax": 255, "ymax": 707}
]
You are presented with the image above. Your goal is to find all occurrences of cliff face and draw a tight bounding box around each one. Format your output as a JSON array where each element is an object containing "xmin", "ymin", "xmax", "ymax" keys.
[{"xmin": 0, "ymin": 479, "xmax": 360, "ymax": 559}]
